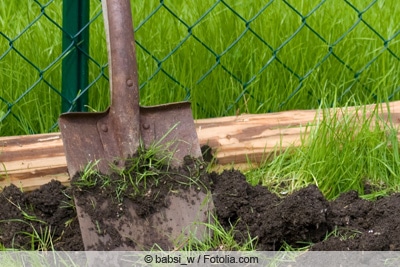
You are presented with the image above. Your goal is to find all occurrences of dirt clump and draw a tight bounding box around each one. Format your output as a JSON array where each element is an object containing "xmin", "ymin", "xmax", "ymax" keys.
[{"xmin": 211, "ymin": 170, "xmax": 329, "ymax": 250}]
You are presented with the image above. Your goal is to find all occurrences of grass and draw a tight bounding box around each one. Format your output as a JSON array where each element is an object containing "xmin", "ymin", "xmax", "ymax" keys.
[
  {"xmin": 183, "ymin": 215, "xmax": 258, "ymax": 251},
  {"xmin": 1, "ymin": 0, "xmax": 400, "ymax": 135},
  {"xmin": 72, "ymin": 122, "xmax": 208, "ymax": 203},
  {"xmin": 0, "ymin": 214, "xmax": 55, "ymax": 251},
  {"xmin": 246, "ymin": 100, "xmax": 400, "ymax": 200},
  {"xmin": 72, "ymin": 138, "xmax": 180, "ymax": 202}
]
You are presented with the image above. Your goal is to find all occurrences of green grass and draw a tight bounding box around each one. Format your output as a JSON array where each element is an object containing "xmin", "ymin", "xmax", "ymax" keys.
[
  {"xmin": 246, "ymin": 100, "xmax": 400, "ymax": 200},
  {"xmin": 72, "ymin": 136, "xmax": 177, "ymax": 201},
  {"xmin": 183, "ymin": 214, "xmax": 258, "ymax": 251},
  {"xmin": 0, "ymin": 213, "xmax": 55, "ymax": 251},
  {"xmin": 1, "ymin": 0, "xmax": 400, "ymax": 135}
]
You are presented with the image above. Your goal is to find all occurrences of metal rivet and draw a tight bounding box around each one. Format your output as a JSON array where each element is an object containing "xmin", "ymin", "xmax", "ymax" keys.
[
  {"xmin": 101, "ymin": 124, "xmax": 108, "ymax": 132},
  {"xmin": 143, "ymin": 123, "xmax": 150, "ymax": 130},
  {"xmin": 127, "ymin": 79, "xmax": 133, "ymax": 87}
]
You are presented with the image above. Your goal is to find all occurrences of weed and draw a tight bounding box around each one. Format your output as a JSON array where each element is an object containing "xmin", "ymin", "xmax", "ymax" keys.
[
  {"xmin": 280, "ymin": 240, "xmax": 312, "ymax": 252},
  {"xmin": 89, "ymin": 198, "xmax": 96, "ymax": 210},
  {"xmin": 322, "ymin": 226, "xmax": 362, "ymax": 243},
  {"xmin": 115, "ymin": 141, "xmax": 172, "ymax": 199},
  {"xmin": 21, "ymin": 225, "xmax": 58, "ymax": 251},
  {"xmin": 59, "ymin": 190, "xmax": 76, "ymax": 212},
  {"xmin": 0, "ymin": 218, "xmax": 58, "ymax": 251},
  {"xmin": 95, "ymin": 221, "xmax": 102, "ymax": 235},
  {"xmin": 183, "ymin": 214, "xmax": 256, "ymax": 251},
  {"xmin": 72, "ymin": 160, "xmax": 102, "ymax": 188},
  {"xmin": 63, "ymin": 217, "xmax": 76, "ymax": 228},
  {"xmin": 5, "ymin": 198, "xmax": 46, "ymax": 224}
]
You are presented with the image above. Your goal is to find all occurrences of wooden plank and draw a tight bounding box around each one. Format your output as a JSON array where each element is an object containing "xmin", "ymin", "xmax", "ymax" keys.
[
  {"xmin": 196, "ymin": 109, "xmax": 318, "ymax": 165},
  {"xmin": 196, "ymin": 101, "xmax": 400, "ymax": 166},
  {"xmin": 0, "ymin": 133, "xmax": 68, "ymax": 191},
  {"xmin": 1, "ymin": 101, "xmax": 400, "ymax": 191}
]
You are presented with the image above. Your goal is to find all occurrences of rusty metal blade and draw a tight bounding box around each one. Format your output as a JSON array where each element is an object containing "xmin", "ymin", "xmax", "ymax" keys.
[
  {"xmin": 75, "ymin": 188, "xmax": 213, "ymax": 250},
  {"xmin": 140, "ymin": 102, "xmax": 203, "ymax": 166},
  {"xmin": 59, "ymin": 111, "xmax": 110, "ymax": 176}
]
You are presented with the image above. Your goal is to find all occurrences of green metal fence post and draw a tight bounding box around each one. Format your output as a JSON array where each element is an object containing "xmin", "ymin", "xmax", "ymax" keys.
[{"xmin": 61, "ymin": 0, "xmax": 89, "ymax": 112}]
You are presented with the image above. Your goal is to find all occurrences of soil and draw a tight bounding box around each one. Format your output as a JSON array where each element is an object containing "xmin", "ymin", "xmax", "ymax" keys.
[{"xmin": 1, "ymin": 161, "xmax": 400, "ymax": 251}]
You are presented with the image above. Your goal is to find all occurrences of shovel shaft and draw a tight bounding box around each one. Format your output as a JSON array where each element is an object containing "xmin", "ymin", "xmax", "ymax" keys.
[{"xmin": 101, "ymin": 0, "xmax": 141, "ymax": 157}]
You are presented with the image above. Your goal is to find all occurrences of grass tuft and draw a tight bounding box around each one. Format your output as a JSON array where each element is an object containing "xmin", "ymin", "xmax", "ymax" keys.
[
  {"xmin": 183, "ymin": 215, "xmax": 257, "ymax": 251},
  {"xmin": 247, "ymin": 101, "xmax": 400, "ymax": 200},
  {"xmin": 72, "ymin": 138, "xmax": 176, "ymax": 203}
]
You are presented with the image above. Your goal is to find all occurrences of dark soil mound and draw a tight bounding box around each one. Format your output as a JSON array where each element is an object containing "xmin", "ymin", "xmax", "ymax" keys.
[
  {"xmin": 212, "ymin": 170, "xmax": 400, "ymax": 251},
  {"xmin": 211, "ymin": 170, "xmax": 329, "ymax": 250},
  {"xmin": 0, "ymin": 180, "xmax": 83, "ymax": 250},
  {"xmin": 1, "ymin": 168, "xmax": 400, "ymax": 251}
]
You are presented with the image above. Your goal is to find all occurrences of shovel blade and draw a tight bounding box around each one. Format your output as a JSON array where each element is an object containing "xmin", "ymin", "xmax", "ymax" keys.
[
  {"xmin": 60, "ymin": 102, "xmax": 213, "ymax": 250},
  {"xmin": 140, "ymin": 101, "xmax": 203, "ymax": 165},
  {"xmin": 59, "ymin": 111, "xmax": 111, "ymax": 177},
  {"xmin": 59, "ymin": 108, "xmax": 141, "ymax": 177},
  {"xmin": 75, "ymin": 188, "xmax": 213, "ymax": 250},
  {"xmin": 59, "ymin": 101, "xmax": 202, "ymax": 177}
]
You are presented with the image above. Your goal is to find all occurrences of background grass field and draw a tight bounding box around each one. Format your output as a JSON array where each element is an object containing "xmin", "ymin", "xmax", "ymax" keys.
[{"xmin": 1, "ymin": 0, "xmax": 399, "ymax": 136}]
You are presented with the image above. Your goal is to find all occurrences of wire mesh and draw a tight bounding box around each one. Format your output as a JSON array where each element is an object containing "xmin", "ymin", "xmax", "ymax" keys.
[{"xmin": 0, "ymin": 0, "xmax": 399, "ymax": 135}]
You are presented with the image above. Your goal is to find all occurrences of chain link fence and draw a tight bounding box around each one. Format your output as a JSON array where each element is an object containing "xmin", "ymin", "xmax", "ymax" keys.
[{"xmin": 1, "ymin": 0, "xmax": 399, "ymax": 136}]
